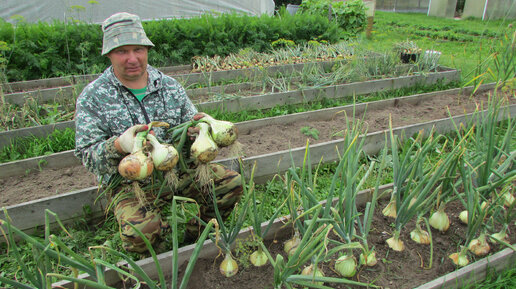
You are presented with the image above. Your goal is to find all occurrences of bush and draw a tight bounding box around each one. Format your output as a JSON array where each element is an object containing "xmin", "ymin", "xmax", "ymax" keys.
[
  {"xmin": 300, "ymin": 0, "xmax": 367, "ymax": 39},
  {"xmin": 0, "ymin": 12, "xmax": 344, "ymax": 82}
]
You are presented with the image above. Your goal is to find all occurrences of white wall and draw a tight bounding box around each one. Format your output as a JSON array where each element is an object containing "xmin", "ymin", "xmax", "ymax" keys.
[{"xmin": 1, "ymin": 0, "xmax": 275, "ymax": 24}]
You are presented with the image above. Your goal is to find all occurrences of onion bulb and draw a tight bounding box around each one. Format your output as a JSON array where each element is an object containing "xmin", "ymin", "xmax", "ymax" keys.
[
  {"xmin": 382, "ymin": 198, "xmax": 397, "ymax": 218},
  {"xmin": 359, "ymin": 251, "xmax": 377, "ymax": 267},
  {"xmin": 503, "ymin": 192, "xmax": 515, "ymax": 207},
  {"xmin": 118, "ymin": 133, "xmax": 153, "ymax": 181},
  {"xmin": 449, "ymin": 249, "xmax": 469, "ymax": 267},
  {"xmin": 191, "ymin": 122, "xmax": 219, "ymax": 186},
  {"xmin": 429, "ymin": 208, "xmax": 450, "ymax": 232},
  {"xmin": 146, "ymin": 134, "xmax": 178, "ymax": 171},
  {"xmin": 190, "ymin": 122, "xmax": 218, "ymax": 163},
  {"xmin": 459, "ymin": 210, "xmax": 468, "ymax": 225},
  {"xmin": 468, "ymin": 234, "xmax": 490, "ymax": 256},
  {"xmin": 489, "ymin": 231, "xmax": 509, "ymax": 244},
  {"xmin": 284, "ymin": 231, "xmax": 301, "ymax": 256},
  {"xmin": 335, "ymin": 255, "xmax": 357, "ymax": 277},
  {"xmin": 220, "ymin": 253, "xmax": 238, "ymax": 277},
  {"xmin": 199, "ymin": 114, "xmax": 238, "ymax": 147},
  {"xmin": 301, "ymin": 264, "xmax": 324, "ymax": 285},
  {"xmin": 386, "ymin": 234, "xmax": 405, "ymax": 251},
  {"xmin": 249, "ymin": 249, "xmax": 268, "ymax": 267},
  {"xmin": 410, "ymin": 226, "xmax": 430, "ymax": 245}
]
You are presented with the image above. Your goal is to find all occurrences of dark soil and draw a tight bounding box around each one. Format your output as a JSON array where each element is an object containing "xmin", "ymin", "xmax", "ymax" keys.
[
  {"xmin": 172, "ymin": 198, "xmax": 516, "ymax": 289},
  {"xmin": 1, "ymin": 88, "xmax": 514, "ymax": 208}
]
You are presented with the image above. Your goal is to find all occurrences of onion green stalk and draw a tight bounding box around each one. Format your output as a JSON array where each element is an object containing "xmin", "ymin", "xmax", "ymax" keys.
[
  {"xmin": 0, "ymin": 209, "xmax": 97, "ymax": 288},
  {"xmin": 247, "ymin": 165, "xmax": 286, "ymax": 267},
  {"xmin": 450, "ymin": 158, "xmax": 491, "ymax": 266},
  {"xmin": 459, "ymin": 90, "xmax": 516, "ymax": 198},
  {"xmin": 190, "ymin": 159, "xmax": 252, "ymax": 278},
  {"xmin": 386, "ymin": 121, "xmax": 465, "ymax": 252},
  {"xmin": 487, "ymin": 188, "xmax": 516, "ymax": 245}
]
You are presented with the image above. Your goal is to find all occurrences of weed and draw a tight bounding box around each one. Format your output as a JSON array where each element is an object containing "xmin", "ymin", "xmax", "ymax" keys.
[{"xmin": 300, "ymin": 126, "xmax": 319, "ymax": 140}]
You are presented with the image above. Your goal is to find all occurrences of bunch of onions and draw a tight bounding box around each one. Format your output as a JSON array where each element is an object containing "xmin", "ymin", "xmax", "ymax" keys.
[
  {"xmin": 190, "ymin": 122, "xmax": 218, "ymax": 186},
  {"xmin": 118, "ymin": 132, "xmax": 154, "ymax": 181},
  {"xmin": 468, "ymin": 233, "xmax": 490, "ymax": 256},
  {"xmin": 147, "ymin": 134, "xmax": 179, "ymax": 187},
  {"xmin": 334, "ymin": 254, "xmax": 357, "ymax": 277},
  {"xmin": 300, "ymin": 264, "xmax": 324, "ymax": 286},
  {"xmin": 429, "ymin": 206, "xmax": 450, "ymax": 233}
]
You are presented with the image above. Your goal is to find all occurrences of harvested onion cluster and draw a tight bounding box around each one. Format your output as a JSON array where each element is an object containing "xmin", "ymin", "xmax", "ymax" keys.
[
  {"xmin": 170, "ymin": 113, "xmax": 241, "ymax": 187},
  {"xmin": 118, "ymin": 122, "xmax": 178, "ymax": 183}
]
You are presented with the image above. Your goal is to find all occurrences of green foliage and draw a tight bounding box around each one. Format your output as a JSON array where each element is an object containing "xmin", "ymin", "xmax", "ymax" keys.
[
  {"xmin": 0, "ymin": 128, "xmax": 75, "ymax": 163},
  {"xmin": 271, "ymin": 38, "xmax": 296, "ymax": 49},
  {"xmin": 300, "ymin": 126, "xmax": 319, "ymax": 140},
  {"xmin": 300, "ymin": 0, "xmax": 367, "ymax": 39},
  {"xmin": 0, "ymin": 12, "xmax": 343, "ymax": 82}
]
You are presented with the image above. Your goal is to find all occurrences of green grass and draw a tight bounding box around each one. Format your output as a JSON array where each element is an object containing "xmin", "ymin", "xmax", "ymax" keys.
[
  {"xmin": 0, "ymin": 128, "xmax": 75, "ymax": 164},
  {"xmin": 362, "ymin": 11, "xmax": 515, "ymax": 84},
  {"xmin": 466, "ymin": 265, "xmax": 516, "ymax": 288}
]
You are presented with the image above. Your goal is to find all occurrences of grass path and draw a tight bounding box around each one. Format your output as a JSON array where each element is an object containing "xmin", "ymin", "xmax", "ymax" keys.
[{"xmin": 362, "ymin": 11, "xmax": 515, "ymax": 84}]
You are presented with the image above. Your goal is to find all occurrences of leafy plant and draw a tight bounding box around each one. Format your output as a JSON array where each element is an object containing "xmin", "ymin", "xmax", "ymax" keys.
[
  {"xmin": 300, "ymin": 126, "xmax": 319, "ymax": 140},
  {"xmin": 300, "ymin": 0, "xmax": 367, "ymax": 39},
  {"xmin": 393, "ymin": 40, "xmax": 422, "ymax": 55}
]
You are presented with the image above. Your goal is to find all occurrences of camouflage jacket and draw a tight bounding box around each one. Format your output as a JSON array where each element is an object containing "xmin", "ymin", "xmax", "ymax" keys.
[{"xmin": 74, "ymin": 65, "xmax": 197, "ymax": 184}]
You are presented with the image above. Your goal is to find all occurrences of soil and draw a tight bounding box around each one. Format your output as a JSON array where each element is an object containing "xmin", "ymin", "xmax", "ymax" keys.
[
  {"xmin": 1, "ymin": 88, "xmax": 515, "ymax": 208},
  {"xmin": 174, "ymin": 198, "xmax": 516, "ymax": 289}
]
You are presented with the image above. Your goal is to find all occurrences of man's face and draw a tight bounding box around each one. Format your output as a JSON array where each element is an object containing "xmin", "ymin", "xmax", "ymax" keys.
[{"xmin": 107, "ymin": 45, "xmax": 149, "ymax": 83}]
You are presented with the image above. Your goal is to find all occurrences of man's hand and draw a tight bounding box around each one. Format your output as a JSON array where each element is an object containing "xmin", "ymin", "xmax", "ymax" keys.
[
  {"xmin": 115, "ymin": 124, "xmax": 149, "ymax": 154},
  {"xmin": 192, "ymin": 113, "xmax": 206, "ymax": 121},
  {"xmin": 187, "ymin": 113, "xmax": 207, "ymax": 140}
]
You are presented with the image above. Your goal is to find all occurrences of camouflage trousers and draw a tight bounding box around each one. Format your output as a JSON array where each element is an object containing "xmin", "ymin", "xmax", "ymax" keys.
[{"xmin": 113, "ymin": 163, "xmax": 242, "ymax": 253}]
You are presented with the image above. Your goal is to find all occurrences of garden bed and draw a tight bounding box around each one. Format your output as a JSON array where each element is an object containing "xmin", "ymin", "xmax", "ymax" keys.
[
  {"xmin": 0, "ymin": 66, "xmax": 459, "ymax": 150},
  {"xmin": 52, "ymin": 184, "xmax": 516, "ymax": 289},
  {"xmin": 1, "ymin": 84, "xmax": 514, "ymax": 236},
  {"xmin": 1, "ymin": 60, "xmax": 340, "ymax": 103}
]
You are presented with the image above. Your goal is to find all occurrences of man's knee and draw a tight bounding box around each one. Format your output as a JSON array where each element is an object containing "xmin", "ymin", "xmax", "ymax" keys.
[{"xmin": 114, "ymin": 198, "xmax": 168, "ymax": 253}]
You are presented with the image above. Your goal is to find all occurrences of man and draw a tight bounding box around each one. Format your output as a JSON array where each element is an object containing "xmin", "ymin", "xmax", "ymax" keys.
[{"xmin": 74, "ymin": 12, "xmax": 242, "ymax": 253}]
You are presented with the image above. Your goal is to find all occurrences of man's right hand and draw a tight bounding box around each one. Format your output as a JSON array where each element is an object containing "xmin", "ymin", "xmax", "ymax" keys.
[{"xmin": 115, "ymin": 124, "xmax": 149, "ymax": 154}]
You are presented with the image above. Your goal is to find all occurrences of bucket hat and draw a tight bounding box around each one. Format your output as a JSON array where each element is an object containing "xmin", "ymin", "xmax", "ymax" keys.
[{"xmin": 101, "ymin": 12, "xmax": 154, "ymax": 55}]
